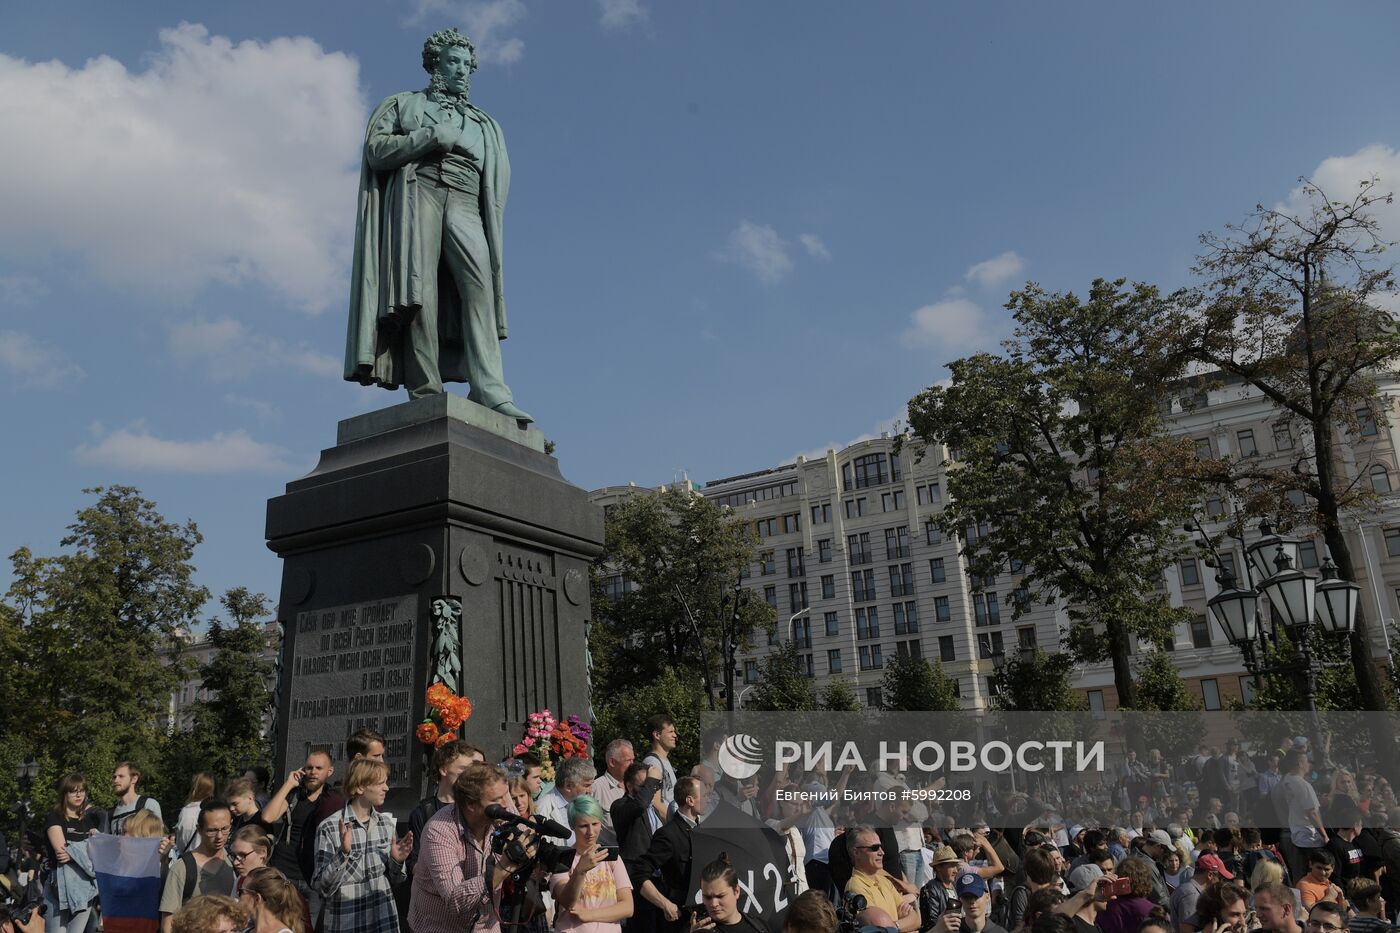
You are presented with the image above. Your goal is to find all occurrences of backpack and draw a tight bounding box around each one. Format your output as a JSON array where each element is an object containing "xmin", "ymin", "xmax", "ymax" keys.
[
  {"xmin": 991, "ymin": 883, "xmax": 1027, "ymax": 931},
  {"xmin": 180, "ymin": 852, "xmax": 200, "ymax": 903},
  {"xmin": 108, "ymin": 796, "xmax": 151, "ymax": 836}
]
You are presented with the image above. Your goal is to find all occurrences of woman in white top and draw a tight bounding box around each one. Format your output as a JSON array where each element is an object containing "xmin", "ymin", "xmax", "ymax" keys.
[{"xmin": 174, "ymin": 773, "xmax": 216, "ymax": 856}]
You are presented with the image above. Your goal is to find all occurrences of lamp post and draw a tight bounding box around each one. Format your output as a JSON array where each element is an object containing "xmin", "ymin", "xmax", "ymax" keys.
[{"xmin": 1201, "ymin": 517, "xmax": 1360, "ymax": 763}]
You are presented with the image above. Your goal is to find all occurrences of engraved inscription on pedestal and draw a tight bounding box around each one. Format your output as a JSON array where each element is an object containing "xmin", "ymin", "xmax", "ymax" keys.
[{"xmin": 286, "ymin": 595, "xmax": 419, "ymax": 786}]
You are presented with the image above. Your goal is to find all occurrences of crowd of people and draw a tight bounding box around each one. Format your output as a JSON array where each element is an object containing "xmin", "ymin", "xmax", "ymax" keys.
[{"xmin": 5, "ymin": 721, "xmax": 1400, "ymax": 933}]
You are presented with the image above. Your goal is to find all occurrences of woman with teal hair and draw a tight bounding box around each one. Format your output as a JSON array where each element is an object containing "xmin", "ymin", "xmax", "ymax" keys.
[{"xmin": 549, "ymin": 795, "xmax": 633, "ymax": 933}]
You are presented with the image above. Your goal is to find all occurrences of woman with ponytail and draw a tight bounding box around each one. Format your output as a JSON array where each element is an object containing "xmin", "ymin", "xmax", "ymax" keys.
[{"xmin": 239, "ymin": 867, "xmax": 308, "ymax": 933}]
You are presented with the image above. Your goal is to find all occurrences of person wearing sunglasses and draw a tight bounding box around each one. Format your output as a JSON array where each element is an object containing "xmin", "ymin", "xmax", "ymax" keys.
[{"xmin": 843, "ymin": 827, "xmax": 919, "ymax": 933}]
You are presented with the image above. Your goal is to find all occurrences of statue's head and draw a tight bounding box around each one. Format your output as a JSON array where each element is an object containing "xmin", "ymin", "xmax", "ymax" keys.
[{"xmin": 422, "ymin": 29, "xmax": 477, "ymax": 98}]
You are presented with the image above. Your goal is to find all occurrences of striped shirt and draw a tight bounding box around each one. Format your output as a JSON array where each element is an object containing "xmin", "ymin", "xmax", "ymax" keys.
[{"xmin": 312, "ymin": 805, "xmax": 407, "ymax": 933}]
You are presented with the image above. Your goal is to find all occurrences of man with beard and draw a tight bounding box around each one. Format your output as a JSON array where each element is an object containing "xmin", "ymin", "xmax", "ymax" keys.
[{"xmin": 260, "ymin": 750, "xmax": 345, "ymax": 906}]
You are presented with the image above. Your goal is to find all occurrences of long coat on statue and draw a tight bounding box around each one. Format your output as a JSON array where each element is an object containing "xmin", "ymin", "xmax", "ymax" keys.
[{"xmin": 343, "ymin": 90, "xmax": 510, "ymax": 390}]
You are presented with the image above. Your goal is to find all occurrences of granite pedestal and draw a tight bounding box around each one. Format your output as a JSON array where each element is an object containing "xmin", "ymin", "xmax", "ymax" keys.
[{"xmin": 266, "ymin": 394, "xmax": 604, "ymax": 796}]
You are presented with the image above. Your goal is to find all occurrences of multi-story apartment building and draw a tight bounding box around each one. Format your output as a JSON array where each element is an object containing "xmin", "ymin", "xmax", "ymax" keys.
[{"xmin": 592, "ymin": 371, "xmax": 1400, "ymax": 711}]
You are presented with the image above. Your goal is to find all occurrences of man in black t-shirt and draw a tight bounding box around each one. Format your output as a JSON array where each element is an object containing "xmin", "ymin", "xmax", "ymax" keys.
[{"xmin": 258, "ymin": 750, "xmax": 344, "ymax": 889}]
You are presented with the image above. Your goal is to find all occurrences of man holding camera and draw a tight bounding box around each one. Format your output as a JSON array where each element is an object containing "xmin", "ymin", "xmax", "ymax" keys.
[{"xmin": 410, "ymin": 763, "xmax": 538, "ymax": 933}]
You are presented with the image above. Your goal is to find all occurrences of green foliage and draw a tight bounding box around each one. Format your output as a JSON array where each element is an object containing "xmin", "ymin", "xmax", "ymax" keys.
[
  {"xmin": 907, "ymin": 279, "xmax": 1205, "ymax": 708},
  {"xmin": 1128, "ymin": 648, "xmax": 1203, "ymax": 760},
  {"xmin": 991, "ymin": 650, "xmax": 1086, "ymax": 712},
  {"xmin": 590, "ymin": 488, "xmax": 773, "ymax": 712},
  {"xmin": 880, "ymin": 653, "xmax": 960, "ymax": 711},
  {"xmin": 745, "ymin": 641, "xmax": 818, "ymax": 711},
  {"xmin": 1245, "ymin": 628, "xmax": 1367, "ymax": 712},
  {"xmin": 589, "ymin": 666, "xmax": 707, "ymax": 774},
  {"xmin": 820, "ymin": 678, "xmax": 861, "ymax": 712}
]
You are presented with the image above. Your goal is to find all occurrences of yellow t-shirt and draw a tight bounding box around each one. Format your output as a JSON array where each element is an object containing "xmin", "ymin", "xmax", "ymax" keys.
[{"xmin": 846, "ymin": 870, "xmax": 902, "ymax": 920}]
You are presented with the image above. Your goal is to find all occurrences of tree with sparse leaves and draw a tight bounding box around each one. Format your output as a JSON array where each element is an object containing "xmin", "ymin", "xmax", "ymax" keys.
[
  {"xmin": 1167, "ymin": 177, "xmax": 1398, "ymax": 714},
  {"xmin": 908, "ymin": 279, "xmax": 1208, "ymax": 708},
  {"xmin": 880, "ymin": 653, "xmax": 959, "ymax": 711}
]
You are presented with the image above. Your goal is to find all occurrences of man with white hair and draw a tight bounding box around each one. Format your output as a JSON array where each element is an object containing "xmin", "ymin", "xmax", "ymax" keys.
[
  {"xmin": 593, "ymin": 739, "xmax": 635, "ymax": 830},
  {"xmin": 536, "ymin": 757, "xmax": 597, "ymax": 844}
]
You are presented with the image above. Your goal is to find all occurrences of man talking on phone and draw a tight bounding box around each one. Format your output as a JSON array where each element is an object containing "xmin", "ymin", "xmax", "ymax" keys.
[{"xmin": 260, "ymin": 750, "xmax": 345, "ymax": 911}]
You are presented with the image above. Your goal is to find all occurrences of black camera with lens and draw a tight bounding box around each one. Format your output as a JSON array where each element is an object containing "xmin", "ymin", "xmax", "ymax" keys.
[
  {"xmin": 490, "ymin": 823, "xmax": 576, "ymax": 875},
  {"xmin": 837, "ymin": 893, "xmax": 867, "ymax": 933},
  {"xmin": 1, "ymin": 877, "xmax": 46, "ymax": 929}
]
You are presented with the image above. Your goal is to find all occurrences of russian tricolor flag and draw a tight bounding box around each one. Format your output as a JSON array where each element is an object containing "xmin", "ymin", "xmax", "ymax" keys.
[{"xmin": 90, "ymin": 834, "xmax": 164, "ymax": 933}]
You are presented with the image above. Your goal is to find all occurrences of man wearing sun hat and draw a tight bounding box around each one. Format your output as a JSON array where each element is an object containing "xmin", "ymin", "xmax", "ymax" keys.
[{"xmin": 917, "ymin": 847, "xmax": 963, "ymax": 927}]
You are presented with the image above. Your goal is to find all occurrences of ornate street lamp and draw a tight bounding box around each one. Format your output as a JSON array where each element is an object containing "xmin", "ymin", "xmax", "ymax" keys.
[
  {"xmin": 1245, "ymin": 521, "xmax": 1303, "ymax": 585},
  {"xmin": 1315, "ymin": 558, "xmax": 1360, "ymax": 635},
  {"xmin": 1260, "ymin": 547, "xmax": 1317, "ymax": 636},
  {"xmin": 1207, "ymin": 575, "xmax": 1259, "ymax": 647}
]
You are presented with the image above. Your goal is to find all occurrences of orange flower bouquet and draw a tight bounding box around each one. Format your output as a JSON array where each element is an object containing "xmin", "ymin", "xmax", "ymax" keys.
[{"xmin": 418, "ymin": 682, "xmax": 473, "ymax": 747}]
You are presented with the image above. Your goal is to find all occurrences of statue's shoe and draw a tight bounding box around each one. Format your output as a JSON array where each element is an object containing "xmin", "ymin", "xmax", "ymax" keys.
[{"xmin": 493, "ymin": 401, "xmax": 534, "ymax": 424}]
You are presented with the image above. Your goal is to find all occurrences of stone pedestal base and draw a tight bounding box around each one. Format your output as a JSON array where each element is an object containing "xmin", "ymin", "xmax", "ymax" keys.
[{"xmin": 266, "ymin": 394, "xmax": 603, "ymax": 797}]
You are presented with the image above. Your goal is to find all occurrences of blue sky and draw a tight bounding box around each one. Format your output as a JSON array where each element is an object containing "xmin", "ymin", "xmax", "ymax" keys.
[{"xmin": 2, "ymin": 1, "xmax": 1398, "ymax": 618}]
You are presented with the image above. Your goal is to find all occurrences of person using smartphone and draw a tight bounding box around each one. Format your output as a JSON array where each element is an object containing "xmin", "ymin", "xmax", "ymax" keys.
[
  {"xmin": 1097, "ymin": 859, "xmax": 1157, "ymax": 933},
  {"xmin": 551, "ymin": 796, "xmax": 633, "ymax": 933}
]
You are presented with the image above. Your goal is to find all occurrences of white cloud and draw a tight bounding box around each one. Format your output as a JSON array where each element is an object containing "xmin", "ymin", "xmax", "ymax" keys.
[
  {"xmin": 224, "ymin": 393, "xmax": 281, "ymax": 423},
  {"xmin": 0, "ymin": 275, "xmax": 47, "ymax": 306},
  {"xmin": 75, "ymin": 423, "xmax": 299, "ymax": 474},
  {"xmin": 799, "ymin": 234, "xmax": 832, "ymax": 261},
  {"xmin": 0, "ymin": 24, "xmax": 364, "ymax": 312},
  {"xmin": 169, "ymin": 317, "xmax": 340, "ymax": 381},
  {"xmin": 598, "ymin": 0, "xmax": 648, "ymax": 30},
  {"xmin": 406, "ymin": 0, "xmax": 527, "ymax": 64},
  {"xmin": 0, "ymin": 330, "xmax": 86, "ymax": 389},
  {"xmin": 1280, "ymin": 143, "xmax": 1400, "ymax": 247},
  {"xmin": 964, "ymin": 250, "xmax": 1024, "ymax": 289},
  {"xmin": 719, "ymin": 221, "xmax": 793, "ymax": 284},
  {"xmin": 900, "ymin": 297, "xmax": 998, "ymax": 355},
  {"xmin": 791, "ymin": 410, "xmax": 909, "ymax": 463}
]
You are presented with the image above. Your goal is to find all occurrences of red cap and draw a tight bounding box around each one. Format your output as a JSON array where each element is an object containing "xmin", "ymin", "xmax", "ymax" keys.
[{"xmin": 1196, "ymin": 853, "xmax": 1234, "ymax": 879}]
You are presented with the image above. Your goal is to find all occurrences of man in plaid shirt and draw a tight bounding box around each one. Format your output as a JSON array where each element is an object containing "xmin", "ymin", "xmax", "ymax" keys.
[
  {"xmin": 410, "ymin": 763, "xmax": 538, "ymax": 933},
  {"xmin": 313, "ymin": 760, "xmax": 414, "ymax": 933}
]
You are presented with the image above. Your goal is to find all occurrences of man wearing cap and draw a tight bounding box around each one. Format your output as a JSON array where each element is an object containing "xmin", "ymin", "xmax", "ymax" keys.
[
  {"xmin": 1123, "ymin": 830, "xmax": 1172, "ymax": 904},
  {"xmin": 951, "ymin": 871, "xmax": 1010, "ymax": 933},
  {"xmin": 917, "ymin": 846, "xmax": 963, "ymax": 928},
  {"xmin": 844, "ymin": 826, "xmax": 920, "ymax": 933},
  {"xmin": 1063, "ymin": 864, "xmax": 1114, "ymax": 933},
  {"xmin": 1171, "ymin": 852, "xmax": 1232, "ymax": 933}
]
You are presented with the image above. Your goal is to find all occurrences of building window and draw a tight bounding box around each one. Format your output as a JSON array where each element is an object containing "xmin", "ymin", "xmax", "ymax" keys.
[
  {"xmin": 973, "ymin": 592, "xmax": 1000, "ymax": 626},
  {"xmin": 1017, "ymin": 626, "xmax": 1037, "ymax": 649},
  {"xmin": 925, "ymin": 521, "xmax": 941, "ymax": 545},
  {"xmin": 977, "ymin": 631, "xmax": 1003, "ymax": 660},
  {"xmin": 939, "ymin": 636, "xmax": 955, "ymax": 662},
  {"xmin": 929, "ymin": 558, "xmax": 946, "ymax": 584},
  {"xmin": 1236, "ymin": 429, "xmax": 1257, "ymax": 457},
  {"xmin": 744, "ymin": 660, "xmax": 758, "ymax": 684},
  {"xmin": 789, "ymin": 582, "xmax": 809, "ymax": 612},
  {"xmin": 853, "ymin": 453, "xmax": 891, "ymax": 489},
  {"xmin": 1218, "ymin": 551, "xmax": 1238, "ymax": 580},
  {"xmin": 851, "ymin": 569, "xmax": 876, "ymax": 602},
  {"xmin": 934, "ymin": 596, "xmax": 951, "ymax": 622},
  {"xmin": 757, "ymin": 517, "xmax": 777, "ymax": 537},
  {"xmin": 856, "ymin": 606, "xmax": 880, "ymax": 639},
  {"xmin": 1190, "ymin": 615, "xmax": 1212, "ymax": 649},
  {"xmin": 811, "ymin": 503, "xmax": 831, "ymax": 525},
  {"xmin": 858, "ymin": 644, "xmax": 884, "ymax": 670},
  {"xmin": 881, "ymin": 490, "xmax": 906, "ymax": 512},
  {"xmin": 1179, "ymin": 558, "xmax": 1201, "ymax": 586},
  {"xmin": 1386, "ymin": 528, "xmax": 1400, "ymax": 558},
  {"xmin": 893, "ymin": 601, "xmax": 919, "ymax": 635},
  {"xmin": 889, "ymin": 563, "xmax": 914, "ymax": 597},
  {"xmin": 800, "ymin": 653, "xmax": 814, "ymax": 677},
  {"xmin": 1088, "ymin": 690, "xmax": 1105, "ymax": 719},
  {"xmin": 827, "ymin": 648, "xmax": 843, "ymax": 674},
  {"xmin": 885, "ymin": 526, "xmax": 911, "ymax": 560},
  {"xmin": 783, "ymin": 512, "xmax": 801, "ymax": 534},
  {"xmin": 818, "ymin": 538, "xmax": 833, "ymax": 563},
  {"xmin": 759, "ymin": 551, "xmax": 776, "ymax": 576},
  {"xmin": 787, "ymin": 547, "xmax": 806, "ymax": 578},
  {"xmin": 824, "ymin": 611, "xmax": 839, "ymax": 637},
  {"xmin": 964, "ymin": 521, "xmax": 990, "ymax": 547},
  {"xmin": 865, "ymin": 686, "xmax": 883, "ymax": 708},
  {"xmin": 1273, "ymin": 423, "xmax": 1295, "ymax": 451},
  {"xmin": 1298, "ymin": 540, "xmax": 1319, "ymax": 570},
  {"xmin": 1194, "ymin": 437, "xmax": 1214, "ymax": 459},
  {"xmin": 1286, "ymin": 489, "xmax": 1307, "ymax": 508},
  {"xmin": 848, "ymin": 533, "xmax": 873, "ymax": 565},
  {"xmin": 1239, "ymin": 677, "xmax": 1256, "ymax": 706},
  {"xmin": 792, "ymin": 616, "xmax": 812, "ymax": 648},
  {"xmin": 764, "ymin": 586, "xmax": 777, "ymax": 610},
  {"xmin": 1205, "ymin": 497, "xmax": 1227, "ymax": 517},
  {"xmin": 896, "ymin": 639, "xmax": 921, "ymax": 659},
  {"xmin": 1371, "ymin": 465, "xmax": 1392, "ymax": 494},
  {"xmin": 821, "ymin": 574, "xmax": 835, "ymax": 600},
  {"xmin": 917, "ymin": 483, "xmax": 942, "ymax": 506},
  {"xmin": 1202, "ymin": 678, "xmax": 1222, "ymax": 711},
  {"xmin": 1359, "ymin": 407, "xmax": 1380, "ymax": 437},
  {"xmin": 844, "ymin": 498, "xmax": 867, "ymax": 519}
]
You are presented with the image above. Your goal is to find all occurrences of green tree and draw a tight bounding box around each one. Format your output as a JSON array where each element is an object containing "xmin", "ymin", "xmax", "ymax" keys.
[
  {"xmin": 1168, "ymin": 178, "xmax": 1398, "ymax": 712},
  {"xmin": 745, "ymin": 641, "xmax": 818, "ymax": 711},
  {"xmin": 880, "ymin": 653, "xmax": 959, "ymax": 711},
  {"xmin": 1130, "ymin": 648, "xmax": 1203, "ymax": 761},
  {"xmin": 589, "ymin": 666, "xmax": 707, "ymax": 773},
  {"xmin": 821, "ymin": 678, "xmax": 861, "ymax": 712},
  {"xmin": 590, "ymin": 488, "xmax": 773, "ymax": 712},
  {"xmin": 908, "ymin": 279, "xmax": 1207, "ymax": 708},
  {"xmin": 3, "ymin": 487, "xmax": 208, "ymax": 806},
  {"xmin": 991, "ymin": 650, "xmax": 1086, "ymax": 712},
  {"xmin": 183, "ymin": 588, "xmax": 275, "ymax": 781}
]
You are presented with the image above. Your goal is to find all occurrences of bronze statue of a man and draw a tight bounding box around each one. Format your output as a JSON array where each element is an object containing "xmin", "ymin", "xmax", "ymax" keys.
[{"xmin": 344, "ymin": 29, "xmax": 531, "ymax": 422}]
